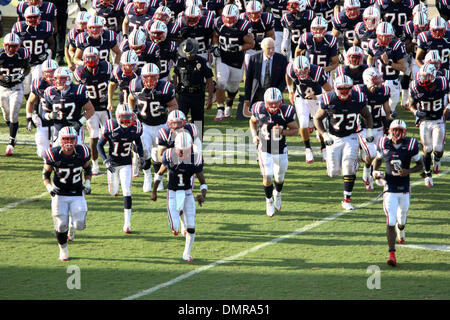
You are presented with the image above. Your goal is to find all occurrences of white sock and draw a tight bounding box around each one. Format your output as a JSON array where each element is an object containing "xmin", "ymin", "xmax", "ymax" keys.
[
  {"xmin": 92, "ymin": 159, "xmax": 98, "ymax": 167},
  {"xmin": 184, "ymin": 232, "xmax": 195, "ymax": 257},
  {"xmin": 124, "ymin": 209, "xmax": 131, "ymax": 228},
  {"xmin": 363, "ymin": 165, "xmax": 371, "ymax": 180},
  {"xmin": 401, "ymin": 89, "xmax": 409, "ymax": 106},
  {"xmin": 69, "ymin": 215, "xmax": 73, "ymax": 228},
  {"xmin": 144, "ymin": 169, "xmax": 152, "ymax": 178}
]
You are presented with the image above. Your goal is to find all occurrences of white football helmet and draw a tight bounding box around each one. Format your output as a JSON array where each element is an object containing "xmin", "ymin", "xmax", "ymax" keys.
[
  {"xmin": 128, "ymin": 29, "xmax": 147, "ymax": 54},
  {"xmin": 376, "ymin": 22, "xmax": 395, "ymax": 47},
  {"xmin": 389, "ymin": 119, "xmax": 407, "ymax": 144},
  {"xmin": 222, "ymin": 4, "xmax": 240, "ymax": 27},
  {"xmin": 310, "ymin": 16, "xmax": 328, "ymax": 39},
  {"xmin": 186, "ymin": 0, "xmax": 203, "ymax": 8},
  {"xmin": 120, "ymin": 50, "xmax": 139, "ymax": 77},
  {"xmin": 154, "ymin": 6, "xmax": 172, "ymax": 24},
  {"xmin": 412, "ymin": 4, "xmax": 428, "ymax": 19},
  {"xmin": 54, "ymin": 67, "xmax": 73, "ymax": 91},
  {"xmin": 41, "ymin": 59, "xmax": 59, "ymax": 83},
  {"xmin": 429, "ymin": 16, "xmax": 447, "ymax": 39},
  {"xmin": 149, "ymin": 20, "xmax": 168, "ymax": 43},
  {"xmin": 82, "ymin": 46, "xmax": 100, "ymax": 68},
  {"xmin": 362, "ymin": 67, "xmax": 383, "ymax": 90},
  {"xmin": 141, "ymin": 63, "xmax": 159, "ymax": 89},
  {"xmin": 344, "ymin": 0, "xmax": 360, "ymax": 20},
  {"xmin": 287, "ymin": 0, "xmax": 306, "ymax": 14},
  {"xmin": 417, "ymin": 63, "xmax": 437, "ymax": 87},
  {"xmin": 133, "ymin": 0, "xmax": 149, "ymax": 14},
  {"xmin": 24, "ymin": 5, "xmax": 41, "ymax": 27},
  {"xmin": 293, "ymin": 55, "xmax": 310, "ymax": 80},
  {"xmin": 264, "ymin": 87, "xmax": 283, "ymax": 114},
  {"xmin": 58, "ymin": 126, "xmax": 78, "ymax": 152},
  {"xmin": 115, "ymin": 104, "xmax": 136, "ymax": 127},
  {"xmin": 167, "ymin": 110, "xmax": 187, "ymax": 130},
  {"xmin": 3, "ymin": 33, "xmax": 21, "ymax": 57},
  {"xmin": 346, "ymin": 46, "xmax": 364, "ymax": 69},
  {"xmin": 184, "ymin": 5, "xmax": 202, "ymax": 27},
  {"xmin": 75, "ymin": 11, "xmax": 91, "ymax": 31},
  {"xmin": 246, "ymin": 0, "xmax": 263, "ymax": 23},
  {"xmin": 362, "ymin": 6, "xmax": 380, "ymax": 31},
  {"xmin": 174, "ymin": 129, "xmax": 193, "ymax": 160},
  {"xmin": 334, "ymin": 75, "xmax": 353, "ymax": 100},
  {"xmin": 87, "ymin": 16, "xmax": 104, "ymax": 39},
  {"xmin": 413, "ymin": 12, "xmax": 429, "ymax": 33},
  {"xmin": 424, "ymin": 50, "xmax": 441, "ymax": 71}
]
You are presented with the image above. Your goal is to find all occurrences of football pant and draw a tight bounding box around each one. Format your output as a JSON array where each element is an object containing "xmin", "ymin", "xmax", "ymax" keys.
[
  {"xmin": 258, "ymin": 148, "xmax": 288, "ymax": 183},
  {"xmin": 35, "ymin": 125, "xmax": 53, "ymax": 158},
  {"xmin": 86, "ymin": 110, "xmax": 110, "ymax": 139},
  {"xmin": 383, "ymin": 192, "xmax": 409, "ymax": 227},
  {"xmin": 326, "ymin": 133, "xmax": 359, "ymax": 177},
  {"xmin": 142, "ymin": 123, "xmax": 164, "ymax": 161},
  {"xmin": 107, "ymin": 164, "xmax": 132, "ymax": 197},
  {"xmin": 0, "ymin": 83, "xmax": 24, "ymax": 123},
  {"xmin": 358, "ymin": 127, "xmax": 383, "ymax": 160},
  {"xmin": 294, "ymin": 95, "xmax": 320, "ymax": 128},
  {"xmin": 23, "ymin": 64, "xmax": 42, "ymax": 96},
  {"xmin": 385, "ymin": 79, "xmax": 400, "ymax": 112},
  {"xmin": 419, "ymin": 118, "xmax": 446, "ymax": 154},
  {"xmin": 215, "ymin": 58, "xmax": 244, "ymax": 92},
  {"xmin": 52, "ymin": 195, "xmax": 88, "ymax": 232},
  {"xmin": 167, "ymin": 190, "xmax": 196, "ymax": 234}
]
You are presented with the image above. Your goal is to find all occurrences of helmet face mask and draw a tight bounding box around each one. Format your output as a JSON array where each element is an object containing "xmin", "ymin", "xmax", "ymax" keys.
[
  {"xmin": 363, "ymin": 68, "xmax": 383, "ymax": 91},
  {"xmin": 424, "ymin": 51, "xmax": 441, "ymax": 71},
  {"xmin": 100, "ymin": 0, "xmax": 115, "ymax": 7},
  {"xmin": 116, "ymin": 104, "xmax": 136, "ymax": 128},
  {"xmin": 430, "ymin": 17, "xmax": 446, "ymax": 39},
  {"xmin": 246, "ymin": 1, "xmax": 263, "ymax": 23},
  {"xmin": 377, "ymin": 34, "xmax": 392, "ymax": 47},
  {"xmin": 345, "ymin": 7, "xmax": 360, "ymax": 20},
  {"xmin": 167, "ymin": 110, "xmax": 187, "ymax": 131},
  {"xmin": 346, "ymin": 47, "xmax": 364, "ymax": 69},
  {"xmin": 363, "ymin": 17, "xmax": 378, "ymax": 31},
  {"xmin": 389, "ymin": 120, "xmax": 407, "ymax": 144},
  {"xmin": 430, "ymin": 27, "xmax": 445, "ymax": 39},
  {"xmin": 334, "ymin": 76, "xmax": 353, "ymax": 101},
  {"xmin": 413, "ymin": 13, "xmax": 429, "ymax": 32},
  {"xmin": 311, "ymin": 26, "xmax": 326, "ymax": 39},
  {"xmin": 142, "ymin": 74, "xmax": 159, "ymax": 89},
  {"xmin": 150, "ymin": 30, "xmax": 166, "ymax": 42},
  {"xmin": 150, "ymin": 21, "xmax": 168, "ymax": 43},
  {"xmin": 42, "ymin": 59, "xmax": 59, "ymax": 84},
  {"xmin": 222, "ymin": 4, "xmax": 239, "ymax": 27},
  {"xmin": 83, "ymin": 48, "xmax": 100, "ymax": 68},
  {"xmin": 417, "ymin": 63, "xmax": 437, "ymax": 89},
  {"xmin": 54, "ymin": 67, "xmax": 73, "ymax": 91},
  {"xmin": 133, "ymin": 0, "xmax": 148, "ymax": 14},
  {"xmin": 59, "ymin": 127, "xmax": 78, "ymax": 152},
  {"xmin": 26, "ymin": 14, "xmax": 41, "ymax": 27},
  {"xmin": 264, "ymin": 88, "xmax": 283, "ymax": 114}
]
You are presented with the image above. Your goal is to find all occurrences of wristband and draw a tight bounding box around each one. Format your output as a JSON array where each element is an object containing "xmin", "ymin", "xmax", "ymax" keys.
[
  {"xmin": 26, "ymin": 112, "xmax": 33, "ymax": 119},
  {"xmin": 79, "ymin": 116, "xmax": 87, "ymax": 125},
  {"xmin": 46, "ymin": 184, "xmax": 53, "ymax": 192},
  {"xmin": 155, "ymin": 174, "xmax": 163, "ymax": 182},
  {"xmin": 238, "ymin": 45, "xmax": 243, "ymax": 51},
  {"xmin": 200, "ymin": 184, "xmax": 208, "ymax": 191}
]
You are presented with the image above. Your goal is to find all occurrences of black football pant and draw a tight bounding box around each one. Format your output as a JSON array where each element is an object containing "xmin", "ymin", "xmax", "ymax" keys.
[{"xmin": 178, "ymin": 93, "xmax": 205, "ymax": 140}]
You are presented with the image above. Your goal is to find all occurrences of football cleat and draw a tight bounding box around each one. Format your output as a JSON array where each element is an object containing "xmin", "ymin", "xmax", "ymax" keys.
[
  {"xmin": 123, "ymin": 226, "xmax": 132, "ymax": 234},
  {"xmin": 224, "ymin": 106, "xmax": 232, "ymax": 118},
  {"xmin": 424, "ymin": 176, "xmax": 433, "ymax": 187},
  {"xmin": 433, "ymin": 160, "xmax": 441, "ymax": 174},
  {"xmin": 305, "ymin": 148, "xmax": 314, "ymax": 163},
  {"xmin": 387, "ymin": 251, "xmax": 397, "ymax": 267},
  {"xmin": 266, "ymin": 198, "xmax": 275, "ymax": 217},
  {"xmin": 143, "ymin": 170, "xmax": 152, "ymax": 192},
  {"xmin": 59, "ymin": 245, "xmax": 69, "ymax": 262},
  {"xmin": 273, "ymin": 190, "xmax": 282, "ymax": 212},
  {"xmin": 182, "ymin": 254, "xmax": 194, "ymax": 262},
  {"xmin": 5, "ymin": 144, "xmax": 14, "ymax": 156},
  {"xmin": 395, "ymin": 223, "xmax": 405, "ymax": 244},
  {"xmin": 92, "ymin": 163, "xmax": 99, "ymax": 176},
  {"xmin": 172, "ymin": 230, "xmax": 179, "ymax": 236},
  {"xmin": 214, "ymin": 109, "xmax": 224, "ymax": 121},
  {"xmin": 341, "ymin": 199, "xmax": 355, "ymax": 211},
  {"xmin": 67, "ymin": 225, "xmax": 75, "ymax": 241}
]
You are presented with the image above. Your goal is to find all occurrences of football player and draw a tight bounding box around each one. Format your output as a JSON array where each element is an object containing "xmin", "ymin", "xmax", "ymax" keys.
[
  {"xmin": 0, "ymin": 33, "xmax": 31, "ymax": 156},
  {"xmin": 336, "ymin": 46, "xmax": 368, "ymax": 85},
  {"xmin": 376, "ymin": 0, "xmax": 414, "ymax": 39},
  {"xmin": 12, "ymin": 5, "xmax": 55, "ymax": 96},
  {"xmin": 91, "ymin": 0, "xmax": 126, "ymax": 37},
  {"xmin": 353, "ymin": 5, "xmax": 380, "ymax": 54},
  {"xmin": 306, "ymin": 0, "xmax": 339, "ymax": 30},
  {"xmin": 74, "ymin": 16, "xmax": 122, "ymax": 67},
  {"xmin": 313, "ymin": 75, "xmax": 374, "ymax": 210},
  {"xmin": 354, "ymin": 67, "xmax": 393, "ymax": 190},
  {"xmin": 65, "ymin": 11, "xmax": 91, "ymax": 71},
  {"xmin": 331, "ymin": 0, "xmax": 363, "ymax": 52},
  {"xmin": 206, "ymin": 0, "xmax": 226, "ymax": 16},
  {"xmin": 161, "ymin": 0, "xmax": 186, "ymax": 18},
  {"xmin": 97, "ymin": 104, "xmax": 144, "ymax": 234},
  {"xmin": 74, "ymin": 47, "xmax": 113, "ymax": 175},
  {"xmin": 249, "ymin": 87, "xmax": 298, "ymax": 216},
  {"xmin": 151, "ymin": 130, "xmax": 208, "ymax": 262},
  {"xmin": 25, "ymin": 59, "xmax": 57, "ymax": 158},
  {"xmin": 16, "ymin": 0, "xmax": 57, "ymax": 31},
  {"xmin": 372, "ymin": 120, "xmax": 423, "ymax": 267},
  {"xmin": 408, "ymin": 63, "xmax": 449, "ymax": 187},
  {"xmin": 263, "ymin": 0, "xmax": 288, "ymax": 54},
  {"xmin": 211, "ymin": 3, "xmax": 255, "ymax": 121},
  {"xmin": 416, "ymin": 16, "xmax": 450, "ymax": 70},
  {"xmin": 42, "ymin": 67, "xmax": 95, "ymax": 146},
  {"xmin": 119, "ymin": 28, "xmax": 160, "ymax": 68},
  {"xmin": 43, "ymin": 127, "xmax": 92, "ymax": 261},
  {"xmin": 436, "ymin": 0, "xmax": 450, "ymax": 20},
  {"xmin": 423, "ymin": 50, "xmax": 450, "ymax": 82},
  {"xmin": 367, "ymin": 22, "xmax": 406, "ymax": 112},
  {"xmin": 128, "ymin": 63, "xmax": 178, "ymax": 192},
  {"xmin": 147, "ymin": 6, "xmax": 181, "ymax": 42},
  {"xmin": 286, "ymin": 55, "xmax": 332, "ymax": 163},
  {"xmin": 241, "ymin": 0, "xmax": 275, "ymax": 70},
  {"xmin": 123, "ymin": 0, "xmax": 155, "ymax": 36},
  {"xmin": 281, "ymin": 0, "xmax": 316, "ymax": 60},
  {"xmin": 148, "ymin": 21, "xmax": 178, "ymax": 81}
]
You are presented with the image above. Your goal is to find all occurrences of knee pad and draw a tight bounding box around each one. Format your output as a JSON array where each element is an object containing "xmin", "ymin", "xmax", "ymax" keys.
[
  {"xmin": 433, "ymin": 150, "xmax": 443, "ymax": 159},
  {"xmin": 73, "ymin": 220, "xmax": 86, "ymax": 231},
  {"xmin": 142, "ymin": 159, "xmax": 152, "ymax": 170},
  {"xmin": 187, "ymin": 228, "xmax": 195, "ymax": 234},
  {"xmin": 56, "ymin": 222, "xmax": 69, "ymax": 233},
  {"xmin": 151, "ymin": 147, "xmax": 159, "ymax": 163}
]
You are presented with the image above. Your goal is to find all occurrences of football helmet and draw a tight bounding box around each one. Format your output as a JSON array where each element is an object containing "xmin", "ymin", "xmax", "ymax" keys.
[
  {"xmin": 141, "ymin": 63, "xmax": 159, "ymax": 90},
  {"xmin": 87, "ymin": 16, "xmax": 104, "ymax": 39},
  {"xmin": 344, "ymin": 0, "xmax": 360, "ymax": 20},
  {"xmin": 293, "ymin": 55, "xmax": 310, "ymax": 80},
  {"xmin": 185, "ymin": 5, "xmax": 202, "ymax": 27},
  {"xmin": 246, "ymin": 0, "xmax": 263, "ymax": 23},
  {"xmin": 24, "ymin": 5, "xmax": 41, "ymax": 27},
  {"xmin": 54, "ymin": 67, "xmax": 73, "ymax": 91},
  {"xmin": 264, "ymin": 87, "xmax": 283, "ymax": 114},
  {"xmin": 417, "ymin": 63, "xmax": 437, "ymax": 88},
  {"xmin": 3, "ymin": 33, "xmax": 21, "ymax": 57},
  {"xmin": 174, "ymin": 129, "xmax": 193, "ymax": 160},
  {"xmin": 115, "ymin": 104, "xmax": 136, "ymax": 128},
  {"xmin": 287, "ymin": 0, "xmax": 306, "ymax": 14},
  {"xmin": 222, "ymin": 4, "xmax": 240, "ymax": 28},
  {"xmin": 413, "ymin": 12, "xmax": 429, "ymax": 33},
  {"xmin": 75, "ymin": 11, "xmax": 91, "ymax": 31},
  {"xmin": 362, "ymin": 6, "xmax": 380, "ymax": 31},
  {"xmin": 424, "ymin": 50, "xmax": 441, "ymax": 71},
  {"xmin": 41, "ymin": 59, "xmax": 59, "ymax": 84},
  {"xmin": 99, "ymin": 0, "xmax": 115, "ymax": 7},
  {"xmin": 154, "ymin": 6, "xmax": 172, "ymax": 24},
  {"xmin": 346, "ymin": 46, "xmax": 364, "ymax": 69},
  {"xmin": 310, "ymin": 16, "xmax": 328, "ymax": 39},
  {"xmin": 120, "ymin": 50, "xmax": 139, "ymax": 77},
  {"xmin": 133, "ymin": 0, "xmax": 149, "ymax": 15},
  {"xmin": 167, "ymin": 110, "xmax": 187, "ymax": 130},
  {"xmin": 334, "ymin": 75, "xmax": 353, "ymax": 101},
  {"xmin": 186, "ymin": 0, "xmax": 203, "ymax": 8},
  {"xmin": 58, "ymin": 126, "xmax": 78, "ymax": 152},
  {"xmin": 388, "ymin": 119, "xmax": 407, "ymax": 144},
  {"xmin": 362, "ymin": 67, "xmax": 383, "ymax": 91},
  {"xmin": 429, "ymin": 16, "xmax": 447, "ymax": 39},
  {"xmin": 128, "ymin": 29, "xmax": 147, "ymax": 54},
  {"xmin": 376, "ymin": 22, "xmax": 394, "ymax": 47},
  {"xmin": 412, "ymin": 4, "xmax": 428, "ymax": 19},
  {"xmin": 83, "ymin": 46, "xmax": 100, "ymax": 68},
  {"xmin": 149, "ymin": 20, "xmax": 168, "ymax": 43},
  {"xmin": 27, "ymin": 0, "xmax": 42, "ymax": 7}
]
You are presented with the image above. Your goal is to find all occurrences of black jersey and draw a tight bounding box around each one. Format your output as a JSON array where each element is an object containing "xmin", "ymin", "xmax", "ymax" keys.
[
  {"xmin": 367, "ymin": 39, "xmax": 406, "ymax": 80},
  {"xmin": 281, "ymin": 10, "xmax": 316, "ymax": 56},
  {"xmin": 31, "ymin": 77, "xmax": 53, "ymax": 127},
  {"xmin": 178, "ymin": 14, "xmax": 215, "ymax": 56},
  {"xmin": 17, "ymin": 1, "xmax": 56, "ymax": 23},
  {"xmin": 336, "ymin": 64, "xmax": 369, "ymax": 86},
  {"xmin": 239, "ymin": 11, "xmax": 275, "ymax": 51},
  {"xmin": 124, "ymin": 3, "xmax": 156, "ymax": 34},
  {"xmin": 157, "ymin": 123, "xmax": 199, "ymax": 149},
  {"xmin": 119, "ymin": 40, "xmax": 160, "ymax": 68},
  {"xmin": 156, "ymin": 40, "xmax": 178, "ymax": 79},
  {"xmin": 0, "ymin": 47, "xmax": 30, "ymax": 88},
  {"xmin": 355, "ymin": 21, "xmax": 377, "ymax": 53},
  {"xmin": 263, "ymin": 0, "xmax": 288, "ymax": 32},
  {"xmin": 298, "ymin": 33, "xmax": 339, "ymax": 69},
  {"xmin": 417, "ymin": 30, "xmax": 450, "ymax": 70},
  {"xmin": 377, "ymin": 0, "xmax": 414, "ymax": 38},
  {"xmin": 331, "ymin": 10, "xmax": 362, "ymax": 50},
  {"xmin": 75, "ymin": 30, "xmax": 118, "ymax": 62}
]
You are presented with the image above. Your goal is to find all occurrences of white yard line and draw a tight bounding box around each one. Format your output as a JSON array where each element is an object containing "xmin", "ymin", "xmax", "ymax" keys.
[
  {"xmin": 402, "ymin": 244, "xmax": 450, "ymax": 252},
  {"xmin": 122, "ymin": 169, "xmax": 450, "ymax": 300}
]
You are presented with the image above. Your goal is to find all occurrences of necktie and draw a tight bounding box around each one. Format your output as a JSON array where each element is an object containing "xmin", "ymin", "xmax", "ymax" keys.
[{"xmin": 263, "ymin": 58, "xmax": 271, "ymax": 89}]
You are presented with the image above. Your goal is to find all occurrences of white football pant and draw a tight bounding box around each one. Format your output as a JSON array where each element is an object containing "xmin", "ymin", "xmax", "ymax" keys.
[
  {"xmin": 383, "ymin": 191, "xmax": 410, "ymax": 227},
  {"xmin": 358, "ymin": 127, "xmax": 384, "ymax": 160},
  {"xmin": 294, "ymin": 95, "xmax": 320, "ymax": 129},
  {"xmin": 167, "ymin": 190, "xmax": 196, "ymax": 234},
  {"xmin": 419, "ymin": 118, "xmax": 446, "ymax": 154},
  {"xmin": 23, "ymin": 64, "xmax": 42, "ymax": 96},
  {"xmin": 274, "ymin": 31, "xmax": 283, "ymax": 54},
  {"xmin": 215, "ymin": 58, "xmax": 244, "ymax": 92},
  {"xmin": 86, "ymin": 110, "xmax": 110, "ymax": 139},
  {"xmin": 142, "ymin": 123, "xmax": 164, "ymax": 161},
  {"xmin": 385, "ymin": 79, "xmax": 400, "ymax": 112},
  {"xmin": 258, "ymin": 147, "xmax": 289, "ymax": 183},
  {"xmin": 107, "ymin": 164, "xmax": 132, "ymax": 197},
  {"xmin": 326, "ymin": 133, "xmax": 360, "ymax": 177},
  {"xmin": 0, "ymin": 83, "xmax": 24, "ymax": 123},
  {"xmin": 52, "ymin": 195, "xmax": 88, "ymax": 232}
]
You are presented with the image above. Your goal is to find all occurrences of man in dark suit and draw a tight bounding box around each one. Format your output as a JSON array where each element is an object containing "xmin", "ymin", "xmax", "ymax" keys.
[{"xmin": 244, "ymin": 37, "xmax": 288, "ymax": 113}]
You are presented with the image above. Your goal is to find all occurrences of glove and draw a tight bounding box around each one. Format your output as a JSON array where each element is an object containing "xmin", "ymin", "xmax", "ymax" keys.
[
  {"xmin": 323, "ymin": 132, "xmax": 334, "ymax": 146},
  {"xmin": 46, "ymin": 111, "xmax": 61, "ymax": 121},
  {"xmin": 211, "ymin": 46, "xmax": 220, "ymax": 58},
  {"xmin": 15, "ymin": 74, "xmax": 25, "ymax": 83},
  {"xmin": 366, "ymin": 128, "xmax": 374, "ymax": 143},
  {"xmin": 38, "ymin": 54, "xmax": 47, "ymax": 63},
  {"xmin": 372, "ymin": 170, "xmax": 385, "ymax": 179},
  {"xmin": 83, "ymin": 180, "xmax": 91, "ymax": 195},
  {"xmin": 103, "ymin": 158, "xmax": 116, "ymax": 173},
  {"xmin": 228, "ymin": 44, "xmax": 240, "ymax": 52},
  {"xmin": 390, "ymin": 111, "xmax": 398, "ymax": 119},
  {"xmin": 68, "ymin": 120, "xmax": 82, "ymax": 132},
  {"xmin": 46, "ymin": 184, "xmax": 60, "ymax": 197},
  {"xmin": 26, "ymin": 117, "xmax": 36, "ymax": 132},
  {"xmin": 415, "ymin": 110, "xmax": 426, "ymax": 120},
  {"xmin": 156, "ymin": 106, "xmax": 167, "ymax": 115},
  {"xmin": 138, "ymin": 157, "xmax": 145, "ymax": 170},
  {"xmin": 3, "ymin": 75, "xmax": 11, "ymax": 83}
]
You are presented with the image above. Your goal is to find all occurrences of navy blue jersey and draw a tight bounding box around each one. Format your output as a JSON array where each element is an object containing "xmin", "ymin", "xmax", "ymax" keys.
[
  {"xmin": 157, "ymin": 123, "xmax": 199, "ymax": 149},
  {"xmin": 178, "ymin": 14, "xmax": 215, "ymax": 56},
  {"xmin": 298, "ymin": 33, "xmax": 339, "ymax": 69},
  {"xmin": 377, "ymin": 0, "xmax": 414, "ymax": 38},
  {"xmin": 129, "ymin": 78, "xmax": 175, "ymax": 126},
  {"xmin": 31, "ymin": 77, "xmax": 53, "ymax": 127},
  {"xmin": 360, "ymin": 0, "xmax": 376, "ymax": 9},
  {"xmin": 17, "ymin": 1, "xmax": 57, "ymax": 23},
  {"xmin": 124, "ymin": 3, "xmax": 156, "ymax": 34},
  {"xmin": 156, "ymin": 40, "xmax": 178, "ymax": 79},
  {"xmin": 367, "ymin": 39, "xmax": 406, "ymax": 80},
  {"xmin": 162, "ymin": 0, "xmax": 185, "ymax": 17},
  {"xmin": 436, "ymin": 68, "xmax": 450, "ymax": 83},
  {"xmin": 92, "ymin": 0, "xmax": 126, "ymax": 34},
  {"xmin": 355, "ymin": 21, "xmax": 376, "ymax": 53},
  {"xmin": 437, "ymin": 0, "xmax": 450, "ymax": 18},
  {"xmin": 43, "ymin": 83, "xmax": 90, "ymax": 132},
  {"xmin": 0, "ymin": 48, "xmax": 30, "ymax": 88},
  {"xmin": 377, "ymin": 136, "xmax": 420, "ymax": 193},
  {"xmin": 336, "ymin": 64, "xmax": 369, "ymax": 86},
  {"xmin": 409, "ymin": 77, "xmax": 449, "ymax": 121},
  {"xmin": 418, "ymin": 30, "xmax": 450, "ymax": 70},
  {"xmin": 281, "ymin": 10, "xmax": 316, "ymax": 56},
  {"xmin": 110, "ymin": 65, "xmax": 141, "ymax": 104},
  {"xmin": 144, "ymin": 18, "xmax": 181, "ymax": 42},
  {"xmin": 100, "ymin": 118, "xmax": 143, "ymax": 166},
  {"xmin": 75, "ymin": 30, "xmax": 118, "ymax": 62},
  {"xmin": 66, "ymin": 27, "xmax": 83, "ymax": 49},
  {"xmin": 263, "ymin": 0, "xmax": 288, "ymax": 32},
  {"xmin": 119, "ymin": 39, "xmax": 160, "ymax": 68},
  {"xmin": 206, "ymin": 0, "xmax": 226, "ymax": 14},
  {"xmin": 162, "ymin": 148, "xmax": 203, "ymax": 191},
  {"xmin": 214, "ymin": 17, "xmax": 253, "ymax": 68},
  {"xmin": 355, "ymin": 84, "xmax": 390, "ymax": 129},
  {"xmin": 252, "ymin": 102, "xmax": 296, "ymax": 154},
  {"xmin": 239, "ymin": 12, "xmax": 275, "ymax": 51},
  {"xmin": 307, "ymin": 0, "xmax": 339, "ymax": 28},
  {"xmin": 287, "ymin": 62, "xmax": 328, "ymax": 98},
  {"xmin": 12, "ymin": 21, "xmax": 53, "ymax": 66},
  {"xmin": 43, "ymin": 144, "xmax": 91, "ymax": 196},
  {"xmin": 331, "ymin": 10, "xmax": 362, "ymax": 50},
  {"xmin": 74, "ymin": 60, "xmax": 113, "ymax": 111},
  {"xmin": 320, "ymin": 90, "xmax": 367, "ymax": 137}
]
